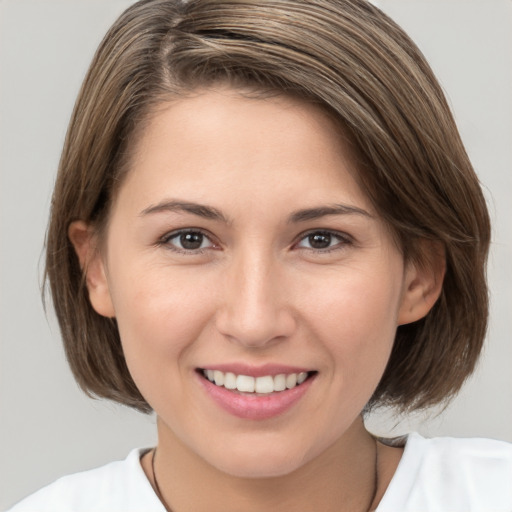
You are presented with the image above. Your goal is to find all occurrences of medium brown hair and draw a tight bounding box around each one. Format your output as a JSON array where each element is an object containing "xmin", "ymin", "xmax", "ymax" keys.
[{"xmin": 45, "ymin": 0, "xmax": 490, "ymax": 413}]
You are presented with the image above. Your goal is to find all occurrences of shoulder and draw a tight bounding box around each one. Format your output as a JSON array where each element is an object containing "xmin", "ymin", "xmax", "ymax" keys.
[
  {"xmin": 378, "ymin": 433, "xmax": 512, "ymax": 512},
  {"xmin": 7, "ymin": 448, "xmax": 164, "ymax": 512}
]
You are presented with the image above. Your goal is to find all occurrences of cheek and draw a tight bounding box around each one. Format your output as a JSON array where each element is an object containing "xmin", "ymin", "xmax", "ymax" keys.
[
  {"xmin": 303, "ymin": 267, "xmax": 402, "ymax": 383},
  {"xmin": 106, "ymin": 261, "xmax": 217, "ymax": 396},
  {"xmin": 307, "ymin": 265, "xmax": 402, "ymax": 328}
]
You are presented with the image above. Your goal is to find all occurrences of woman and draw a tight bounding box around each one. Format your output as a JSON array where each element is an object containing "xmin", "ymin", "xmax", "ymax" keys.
[{"xmin": 8, "ymin": 0, "xmax": 512, "ymax": 510}]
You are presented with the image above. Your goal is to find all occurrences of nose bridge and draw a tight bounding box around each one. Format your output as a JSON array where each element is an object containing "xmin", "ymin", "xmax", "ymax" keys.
[{"xmin": 216, "ymin": 244, "xmax": 294, "ymax": 347}]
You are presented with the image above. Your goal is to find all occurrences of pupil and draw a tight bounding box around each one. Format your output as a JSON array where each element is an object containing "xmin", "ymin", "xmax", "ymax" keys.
[
  {"xmin": 309, "ymin": 233, "xmax": 331, "ymax": 249},
  {"xmin": 180, "ymin": 232, "xmax": 203, "ymax": 250}
]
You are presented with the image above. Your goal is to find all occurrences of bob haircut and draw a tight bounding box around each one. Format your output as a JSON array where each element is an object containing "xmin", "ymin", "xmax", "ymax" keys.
[{"xmin": 45, "ymin": 0, "xmax": 490, "ymax": 414}]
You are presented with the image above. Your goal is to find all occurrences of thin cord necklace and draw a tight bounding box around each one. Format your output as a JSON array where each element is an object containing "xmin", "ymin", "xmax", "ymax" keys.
[
  {"xmin": 151, "ymin": 448, "xmax": 171, "ymax": 512},
  {"xmin": 151, "ymin": 438, "xmax": 379, "ymax": 512},
  {"xmin": 367, "ymin": 436, "xmax": 380, "ymax": 511}
]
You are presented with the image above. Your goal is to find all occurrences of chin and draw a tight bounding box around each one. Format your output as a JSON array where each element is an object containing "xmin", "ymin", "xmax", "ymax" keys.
[
  {"xmin": 218, "ymin": 459, "xmax": 303, "ymax": 479},
  {"xmin": 206, "ymin": 441, "xmax": 313, "ymax": 479}
]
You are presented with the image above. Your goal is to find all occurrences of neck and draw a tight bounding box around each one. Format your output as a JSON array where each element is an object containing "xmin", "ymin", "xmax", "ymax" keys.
[{"xmin": 147, "ymin": 417, "xmax": 381, "ymax": 512}]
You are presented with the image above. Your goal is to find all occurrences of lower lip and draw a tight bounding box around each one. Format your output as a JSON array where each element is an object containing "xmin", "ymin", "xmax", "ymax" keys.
[{"xmin": 198, "ymin": 373, "xmax": 316, "ymax": 421}]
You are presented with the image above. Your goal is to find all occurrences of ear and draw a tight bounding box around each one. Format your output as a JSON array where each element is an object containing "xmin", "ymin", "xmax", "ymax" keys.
[
  {"xmin": 397, "ymin": 241, "xmax": 446, "ymax": 326},
  {"xmin": 68, "ymin": 221, "xmax": 115, "ymax": 318}
]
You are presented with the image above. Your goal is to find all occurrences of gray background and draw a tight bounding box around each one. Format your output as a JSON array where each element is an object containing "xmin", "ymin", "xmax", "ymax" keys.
[{"xmin": 1, "ymin": 0, "xmax": 511, "ymax": 509}]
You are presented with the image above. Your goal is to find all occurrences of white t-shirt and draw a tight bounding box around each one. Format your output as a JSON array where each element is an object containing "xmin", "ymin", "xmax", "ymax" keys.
[{"xmin": 7, "ymin": 433, "xmax": 512, "ymax": 512}]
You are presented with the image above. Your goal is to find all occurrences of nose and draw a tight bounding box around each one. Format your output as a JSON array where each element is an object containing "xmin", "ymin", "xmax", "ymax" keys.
[{"xmin": 215, "ymin": 249, "xmax": 296, "ymax": 348}]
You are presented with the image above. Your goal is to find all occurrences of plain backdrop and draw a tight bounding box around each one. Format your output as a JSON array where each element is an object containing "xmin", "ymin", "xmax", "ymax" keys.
[{"xmin": 1, "ymin": 0, "xmax": 511, "ymax": 509}]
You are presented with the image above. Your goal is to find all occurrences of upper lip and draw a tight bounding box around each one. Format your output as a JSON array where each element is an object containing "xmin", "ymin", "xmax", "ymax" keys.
[{"xmin": 197, "ymin": 363, "xmax": 312, "ymax": 378}]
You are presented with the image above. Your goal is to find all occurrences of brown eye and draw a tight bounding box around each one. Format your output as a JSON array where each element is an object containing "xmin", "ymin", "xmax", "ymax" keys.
[
  {"xmin": 180, "ymin": 232, "xmax": 205, "ymax": 250},
  {"xmin": 308, "ymin": 232, "xmax": 332, "ymax": 249},
  {"xmin": 162, "ymin": 230, "xmax": 215, "ymax": 252},
  {"xmin": 296, "ymin": 230, "xmax": 351, "ymax": 252}
]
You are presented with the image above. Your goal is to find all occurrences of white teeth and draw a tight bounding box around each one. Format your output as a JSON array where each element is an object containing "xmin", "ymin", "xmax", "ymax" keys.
[
  {"xmin": 273, "ymin": 374, "xmax": 287, "ymax": 392},
  {"xmin": 203, "ymin": 369, "xmax": 311, "ymax": 393},
  {"xmin": 224, "ymin": 372, "xmax": 237, "ymax": 390},
  {"xmin": 286, "ymin": 373, "xmax": 297, "ymax": 389},
  {"xmin": 236, "ymin": 375, "xmax": 255, "ymax": 392},
  {"xmin": 297, "ymin": 372, "xmax": 308, "ymax": 384},
  {"xmin": 255, "ymin": 376, "xmax": 274, "ymax": 394},
  {"xmin": 213, "ymin": 370, "xmax": 224, "ymax": 386}
]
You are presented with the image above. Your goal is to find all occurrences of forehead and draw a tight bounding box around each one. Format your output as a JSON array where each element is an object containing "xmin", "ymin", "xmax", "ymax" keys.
[{"xmin": 119, "ymin": 87, "xmax": 371, "ymax": 212}]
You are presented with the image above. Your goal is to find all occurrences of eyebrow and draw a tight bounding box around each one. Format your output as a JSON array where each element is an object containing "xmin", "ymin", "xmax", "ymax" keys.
[
  {"xmin": 140, "ymin": 200, "xmax": 371, "ymax": 224},
  {"xmin": 140, "ymin": 200, "xmax": 230, "ymax": 223},
  {"xmin": 288, "ymin": 204, "xmax": 372, "ymax": 223}
]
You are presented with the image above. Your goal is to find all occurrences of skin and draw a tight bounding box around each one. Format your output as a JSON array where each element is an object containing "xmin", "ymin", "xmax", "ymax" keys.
[{"xmin": 70, "ymin": 88, "xmax": 443, "ymax": 511}]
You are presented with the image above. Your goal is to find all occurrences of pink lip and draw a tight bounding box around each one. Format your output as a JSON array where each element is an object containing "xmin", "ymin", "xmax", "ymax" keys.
[
  {"xmin": 197, "ymin": 369, "xmax": 316, "ymax": 421},
  {"xmin": 200, "ymin": 363, "xmax": 310, "ymax": 378}
]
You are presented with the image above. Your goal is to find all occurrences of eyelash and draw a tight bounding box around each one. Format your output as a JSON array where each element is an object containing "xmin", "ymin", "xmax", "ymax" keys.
[
  {"xmin": 158, "ymin": 229, "xmax": 217, "ymax": 254},
  {"xmin": 157, "ymin": 229, "xmax": 353, "ymax": 255},
  {"xmin": 294, "ymin": 230, "xmax": 353, "ymax": 253}
]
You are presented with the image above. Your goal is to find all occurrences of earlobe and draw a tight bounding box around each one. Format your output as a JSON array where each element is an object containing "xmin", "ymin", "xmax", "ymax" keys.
[
  {"xmin": 68, "ymin": 221, "xmax": 115, "ymax": 318},
  {"xmin": 397, "ymin": 242, "xmax": 446, "ymax": 326}
]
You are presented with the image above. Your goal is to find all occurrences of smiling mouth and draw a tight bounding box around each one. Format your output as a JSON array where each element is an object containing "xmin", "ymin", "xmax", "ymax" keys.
[{"xmin": 198, "ymin": 369, "xmax": 316, "ymax": 394}]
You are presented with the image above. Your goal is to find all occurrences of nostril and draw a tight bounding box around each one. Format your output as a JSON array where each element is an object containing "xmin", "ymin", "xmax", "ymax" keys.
[{"xmin": 215, "ymin": 308, "xmax": 297, "ymax": 349}]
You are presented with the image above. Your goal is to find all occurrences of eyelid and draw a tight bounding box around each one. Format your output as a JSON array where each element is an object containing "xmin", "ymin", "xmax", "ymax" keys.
[
  {"xmin": 293, "ymin": 229, "xmax": 354, "ymax": 252},
  {"xmin": 158, "ymin": 228, "xmax": 219, "ymax": 253},
  {"xmin": 156, "ymin": 227, "xmax": 353, "ymax": 254}
]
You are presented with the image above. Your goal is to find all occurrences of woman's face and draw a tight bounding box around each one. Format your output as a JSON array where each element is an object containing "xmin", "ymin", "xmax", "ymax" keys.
[{"xmin": 81, "ymin": 88, "xmax": 430, "ymax": 478}]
